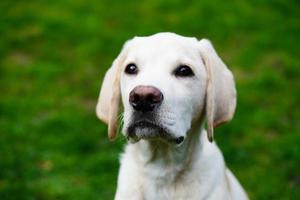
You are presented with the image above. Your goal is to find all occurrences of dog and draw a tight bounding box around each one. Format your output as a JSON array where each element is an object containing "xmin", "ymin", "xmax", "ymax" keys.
[{"xmin": 96, "ymin": 32, "xmax": 248, "ymax": 200}]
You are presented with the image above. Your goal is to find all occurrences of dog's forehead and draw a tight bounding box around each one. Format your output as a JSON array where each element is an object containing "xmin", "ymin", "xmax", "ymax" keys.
[{"xmin": 125, "ymin": 33, "xmax": 199, "ymax": 62}]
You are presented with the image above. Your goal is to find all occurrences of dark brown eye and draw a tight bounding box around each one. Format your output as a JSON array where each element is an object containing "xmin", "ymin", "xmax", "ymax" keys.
[
  {"xmin": 125, "ymin": 63, "xmax": 138, "ymax": 75},
  {"xmin": 174, "ymin": 65, "xmax": 194, "ymax": 77}
]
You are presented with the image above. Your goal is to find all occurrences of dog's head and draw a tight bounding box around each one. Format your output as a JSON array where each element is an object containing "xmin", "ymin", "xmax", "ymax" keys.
[{"xmin": 96, "ymin": 33, "xmax": 236, "ymax": 144}]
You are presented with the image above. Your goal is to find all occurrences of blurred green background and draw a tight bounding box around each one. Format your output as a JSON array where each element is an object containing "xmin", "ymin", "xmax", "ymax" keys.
[{"xmin": 0, "ymin": 0, "xmax": 299, "ymax": 199}]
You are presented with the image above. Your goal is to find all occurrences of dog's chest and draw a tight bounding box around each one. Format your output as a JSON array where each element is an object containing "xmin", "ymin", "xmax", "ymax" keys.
[
  {"xmin": 116, "ymin": 137, "xmax": 237, "ymax": 200},
  {"xmin": 142, "ymin": 174, "xmax": 200, "ymax": 200},
  {"xmin": 138, "ymin": 163, "xmax": 202, "ymax": 200}
]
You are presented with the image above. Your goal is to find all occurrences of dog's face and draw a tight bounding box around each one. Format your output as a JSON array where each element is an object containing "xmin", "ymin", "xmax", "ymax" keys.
[
  {"xmin": 120, "ymin": 35, "xmax": 207, "ymax": 144},
  {"xmin": 96, "ymin": 33, "xmax": 236, "ymax": 144}
]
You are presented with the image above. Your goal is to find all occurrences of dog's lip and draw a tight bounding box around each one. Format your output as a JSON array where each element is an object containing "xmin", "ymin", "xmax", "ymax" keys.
[
  {"xmin": 126, "ymin": 120, "xmax": 184, "ymax": 144},
  {"xmin": 128, "ymin": 119, "xmax": 165, "ymax": 134},
  {"xmin": 134, "ymin": 120, "xmax": 161, "ymax": 128}
]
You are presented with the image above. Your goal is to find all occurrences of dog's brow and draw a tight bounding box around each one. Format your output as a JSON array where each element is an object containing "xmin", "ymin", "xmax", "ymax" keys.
[
  {"xmin": 123, "ymin": 59, "xmax": 137, "ymax": 70},
  {"xmin": 174, "ymin": 59, "xmax": 196, "ymax": 72}
]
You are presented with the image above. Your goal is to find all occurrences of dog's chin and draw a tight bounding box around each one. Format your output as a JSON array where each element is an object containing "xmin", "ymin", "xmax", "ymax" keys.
[{"xmin": 126, "ymin": 121, "xmax": 184, "ymax": 145}]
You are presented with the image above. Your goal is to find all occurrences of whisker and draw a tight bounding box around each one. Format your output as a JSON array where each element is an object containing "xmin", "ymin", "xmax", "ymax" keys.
[
  {"xmin": 164, "ymin": 121, "xmax": 176, "ymax": 126},
  {"xmin": 158, "ymin": 113, "xmax": 176, "ymax": 121}
]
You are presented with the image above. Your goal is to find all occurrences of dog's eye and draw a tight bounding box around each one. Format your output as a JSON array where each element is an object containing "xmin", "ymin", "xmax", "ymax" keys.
[
  {"xmin": 125, "ymin": 63, "xmax": 138, "ymax": 75},
  {"xmin": 174, "ymin": 65, "xmax": 194, "ymax": 77}
]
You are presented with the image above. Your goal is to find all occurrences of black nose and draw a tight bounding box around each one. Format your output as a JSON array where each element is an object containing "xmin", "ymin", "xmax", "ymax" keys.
[{"xmin": 129, "ymin": 86, "xmax": 163, "ymax": 112}]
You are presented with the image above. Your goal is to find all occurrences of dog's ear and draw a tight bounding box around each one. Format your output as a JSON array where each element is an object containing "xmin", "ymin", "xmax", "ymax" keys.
[
  {"xmin": 96, "ymin": 45, "xmax": 128, "ymax": 141},
  {"xmin": 199, "ymin": 39, "xmax": 236, "ymax": 142}
]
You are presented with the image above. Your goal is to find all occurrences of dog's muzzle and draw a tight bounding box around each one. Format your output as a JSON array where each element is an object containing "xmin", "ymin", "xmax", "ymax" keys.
[
  {"xmin": 127, "ymin": 85, "xmax": 184, "ymax": 145},
  {"xmin": 126, "ymin": 119, "xmax": 185, "ymax": 145}
]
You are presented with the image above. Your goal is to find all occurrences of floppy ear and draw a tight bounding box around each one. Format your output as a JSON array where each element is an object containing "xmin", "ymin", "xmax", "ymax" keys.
[
  {"xmin": 96, "ymin": 47, "xmax": 127, "ymax": 141},
  {"xmin": 199, "ymin": 39, "xmax": 237, "ymax": 142}
]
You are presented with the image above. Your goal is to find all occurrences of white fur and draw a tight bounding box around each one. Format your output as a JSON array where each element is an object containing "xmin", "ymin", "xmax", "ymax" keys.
[{"xmin": 96, "ymin": 33, "xmax": 248, "ymax": 200}]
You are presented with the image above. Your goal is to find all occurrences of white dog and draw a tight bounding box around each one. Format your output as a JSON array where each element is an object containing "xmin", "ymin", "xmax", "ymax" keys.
[{"xmin": 96, "ymin": 32, "xmax": 248, "ymax": 200}]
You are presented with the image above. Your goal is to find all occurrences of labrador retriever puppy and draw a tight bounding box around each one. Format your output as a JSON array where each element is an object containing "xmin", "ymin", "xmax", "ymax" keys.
[{"xmin": 96, "ymin": 32, "xmax": 248, "ymax": 200}]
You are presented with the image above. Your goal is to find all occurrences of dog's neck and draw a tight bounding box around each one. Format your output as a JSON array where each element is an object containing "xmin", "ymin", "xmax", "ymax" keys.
[{"xmin": 128, "ymin": 124, "xmax": 206, "ymax": 182}]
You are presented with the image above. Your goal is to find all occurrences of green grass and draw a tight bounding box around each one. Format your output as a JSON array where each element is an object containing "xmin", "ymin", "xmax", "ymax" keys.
[{"xmin": 0, "ymin": 0, "xmax": 299, "ymax": 199}]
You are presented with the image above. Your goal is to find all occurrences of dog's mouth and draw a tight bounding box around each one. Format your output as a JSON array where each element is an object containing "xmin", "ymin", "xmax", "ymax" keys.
[{"xmin": 126, "ymin": 119, "xmax": 184, "ymax": 144}]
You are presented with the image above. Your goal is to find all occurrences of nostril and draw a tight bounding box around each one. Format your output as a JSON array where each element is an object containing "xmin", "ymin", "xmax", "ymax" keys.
[
  {"xmin": 133, "ymin": 93, "xmax": 140, "ymax": 103},
  {"xmin": 149, "ymin": 92, "xmax": 163, "ymax": 104},
  {"xmin": 129, "ymin": 91, "xmax": 139, "ymax": 103}
]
